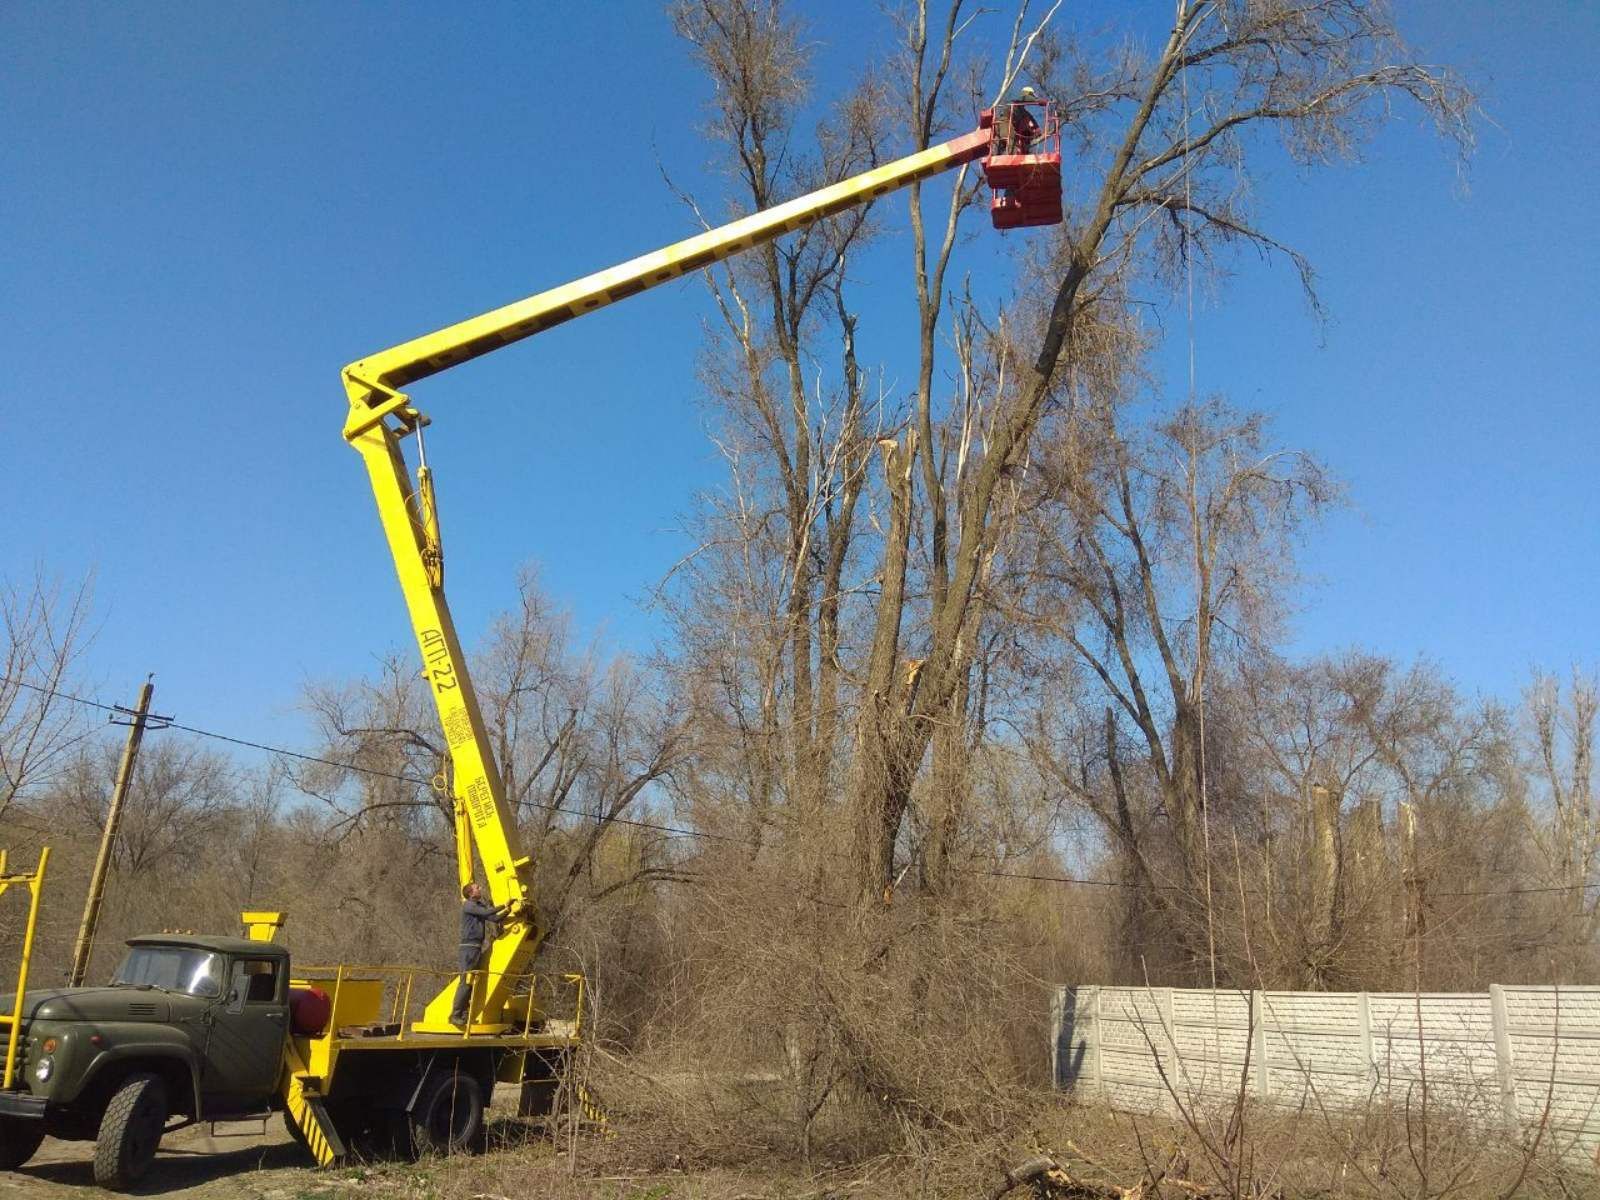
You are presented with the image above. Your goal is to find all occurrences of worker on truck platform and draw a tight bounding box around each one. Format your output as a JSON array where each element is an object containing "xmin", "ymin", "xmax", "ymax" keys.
[{"xmin": 451, "ymin": 881, "xmax": 508, "ymax": 1026}]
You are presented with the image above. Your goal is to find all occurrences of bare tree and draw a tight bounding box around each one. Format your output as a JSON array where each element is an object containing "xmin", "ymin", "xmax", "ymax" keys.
[
  {"xmin": 669, "ymin": 0, "xmax": 885, "ymax": 821},
  {"xmin": 0, "ymin": 569, "xmax": 95, "ymax": 822},
  {"xmin": 850, "ymin": 0, "xmax": 1471, "ymax": 905},
  {"xmin": 895, "ymin": 0, "xmax": 1061, "ymax": 895},
  {"xmin": 302, "ymin": 569, "xmax": 689, "ymax": 951},
  {"xmin": 1022, "ymin": 398, "xmax": 1336, "ymax": 974},
  {"xmin": 1225, "ymin": 653, "xmax": 1506, "ymax": 987},
  {"xmin": 1528, "ymin": 669, "xmax": 1598, "ymax": 942},
  {"xmin": 62, "ymin": 737, "xmax": 231, "ymax": 877},
  {"xmin": 538, "ymin": 658, "xmax": 692, "ymax": 945}
]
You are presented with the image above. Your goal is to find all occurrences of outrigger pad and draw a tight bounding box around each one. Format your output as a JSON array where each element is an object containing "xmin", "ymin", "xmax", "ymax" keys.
[{"xmin": 286, "ymin": 1089, "xmax": 346, "ymax": 1166}]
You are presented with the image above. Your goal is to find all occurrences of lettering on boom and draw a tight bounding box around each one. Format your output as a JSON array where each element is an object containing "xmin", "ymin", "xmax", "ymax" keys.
[
  {"xmin": 465, "ymin": 778, "xmax": 494, "ymax": 827},
  {"xmin": 443, "ymin": 707, "xmax": 474, "ymax": 748},
  {"xmin": 418, "ymin": 628, "xmax": 457, "ymax": 693}
]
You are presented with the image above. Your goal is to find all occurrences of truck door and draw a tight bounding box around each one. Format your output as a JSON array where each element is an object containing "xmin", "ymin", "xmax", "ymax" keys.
[{"xmin": 206, "ymin": 956, "xmax": 286, "ymax": 1110}]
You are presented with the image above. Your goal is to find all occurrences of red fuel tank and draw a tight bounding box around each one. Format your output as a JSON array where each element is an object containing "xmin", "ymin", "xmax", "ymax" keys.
[{"xmin": 289, "ymin": 985, "xmax": 332, "ymax": 1036}]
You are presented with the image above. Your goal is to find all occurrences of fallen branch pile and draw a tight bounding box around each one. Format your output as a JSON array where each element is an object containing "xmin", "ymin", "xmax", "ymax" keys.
[{"xmin": 989, "ymin": 1148, "xmax": 1254, "ymax": 1200}]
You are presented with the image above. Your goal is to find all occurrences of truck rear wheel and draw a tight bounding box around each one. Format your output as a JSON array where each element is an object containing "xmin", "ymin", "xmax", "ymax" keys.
[
  {"xmin": 408, "ymin": 1067, "xmax": 483, "ymax": 1156},
  {"xmin": 93, "ymin": 1073, "xmax": 167, "ymax": 1189},
  {"xmin": 0, "ymin": 1115, "xmax": 45, "ymax": 1171}
]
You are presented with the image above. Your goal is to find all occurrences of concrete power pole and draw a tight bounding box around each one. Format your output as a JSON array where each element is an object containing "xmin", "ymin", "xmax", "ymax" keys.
[{"xmin": 68, "ymin": 676, "xmax": 167, "ymax": 987}]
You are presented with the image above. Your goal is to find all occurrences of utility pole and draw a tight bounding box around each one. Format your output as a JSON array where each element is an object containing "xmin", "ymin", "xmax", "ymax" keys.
[{"xmin": 68, "ymin": 676, "xmax": 170, "ymax": 987}]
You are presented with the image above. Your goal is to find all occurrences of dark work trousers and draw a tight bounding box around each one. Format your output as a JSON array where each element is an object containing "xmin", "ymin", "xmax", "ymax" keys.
[{"xmin": 451, "ymin": 942, "xmax": 484, "ymax": 1025}]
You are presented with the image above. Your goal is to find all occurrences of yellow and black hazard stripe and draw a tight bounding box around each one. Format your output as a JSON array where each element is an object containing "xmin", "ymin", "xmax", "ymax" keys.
[
  {"xmin": 574, "ymin": 1081, "xmax": 615, "ymax": 1137},
  {"xmin": 284, "ymin": 1079, "xmax": 346, "ymax": 1166}
]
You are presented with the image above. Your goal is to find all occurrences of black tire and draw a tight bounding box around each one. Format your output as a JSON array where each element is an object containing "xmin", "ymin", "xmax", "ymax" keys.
[
  {"xmin": 93, "ymin": 1073, "xmax": 167, "ymax": 1190},
  {"xmin": 0, "ymin": 1115, "xmax": 45, "ymax": 1171},
  {"xmin": 408, "ymin": 1067, "xmax": 483, "ymax": 1156}
]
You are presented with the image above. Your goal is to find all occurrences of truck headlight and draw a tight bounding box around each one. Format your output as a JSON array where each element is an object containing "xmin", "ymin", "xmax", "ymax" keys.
[{"xmin": 34, "ymin": 1056, "xmax": 53, "ymax": 1083}]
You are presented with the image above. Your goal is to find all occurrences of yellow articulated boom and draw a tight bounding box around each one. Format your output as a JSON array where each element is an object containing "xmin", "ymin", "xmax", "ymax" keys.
[{"xmin": 340, "ymin": 101, "xmax": 1060, "ymax": 1039}]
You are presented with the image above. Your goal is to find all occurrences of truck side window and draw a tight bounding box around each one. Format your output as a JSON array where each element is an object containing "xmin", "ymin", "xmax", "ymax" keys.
[{"xmin": 226, "ymin": 958, "xmax": 281, "ymax": 1012}]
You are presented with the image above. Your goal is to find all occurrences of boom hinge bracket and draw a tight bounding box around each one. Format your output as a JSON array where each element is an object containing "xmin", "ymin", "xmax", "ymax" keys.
[{"xmin": 342, "ymin": 369, "xmax": 421, "ymax": 441}]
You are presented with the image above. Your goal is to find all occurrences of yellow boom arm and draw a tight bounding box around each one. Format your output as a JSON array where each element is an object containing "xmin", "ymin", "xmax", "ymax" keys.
[{"xmin": 341, "ymin": 122, "xmax": 992, "ymax": 1030}]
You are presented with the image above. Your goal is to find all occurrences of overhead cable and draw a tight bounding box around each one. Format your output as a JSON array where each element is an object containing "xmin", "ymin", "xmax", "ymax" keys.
[{"xmin": 5, "ymin": 673, "xmax": 1597, "ymax": 901}]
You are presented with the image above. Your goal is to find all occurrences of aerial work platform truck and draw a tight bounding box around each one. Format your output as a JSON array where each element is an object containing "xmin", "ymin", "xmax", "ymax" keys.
[{"xmin": 0, "ymin": 97, "xmax": 1061, "ymax": 1188}]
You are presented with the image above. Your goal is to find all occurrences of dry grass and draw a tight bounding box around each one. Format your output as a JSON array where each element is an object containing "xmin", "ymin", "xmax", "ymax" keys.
[{"xmin": 281, "ymin": 1077, "xmax": 1594, "ymax": 1200}]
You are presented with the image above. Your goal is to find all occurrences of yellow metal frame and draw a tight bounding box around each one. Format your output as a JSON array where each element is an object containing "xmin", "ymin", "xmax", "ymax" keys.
[
  {"xmin": 274, "ymin": 960, "xmax": 584, "ymax": 1164},
  {"xmin": 0, "ymin": 846, "xmax": 50, "ymax": 1090},
  {"xmin": 341, "ymin": 123, "xmax": 994, "ymax": 1031},
  {"xmin": 243, "ymin": 909, "xmax": 286, "ymax": 942},
  {"xmin": 286, "ymin": 965, "xmax": 580, "ymax": 1085}
]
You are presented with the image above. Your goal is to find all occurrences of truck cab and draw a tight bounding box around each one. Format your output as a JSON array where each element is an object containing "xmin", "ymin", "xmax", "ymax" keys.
[{"xmin": 0, "ymin": 934, "xmax": 290, "ymax": 1189}]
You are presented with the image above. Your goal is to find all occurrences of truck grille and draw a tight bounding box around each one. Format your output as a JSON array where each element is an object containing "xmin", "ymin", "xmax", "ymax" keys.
[{"xmin": 128, "ymin": 1003, "xmax": 157, "ymax": 1017}]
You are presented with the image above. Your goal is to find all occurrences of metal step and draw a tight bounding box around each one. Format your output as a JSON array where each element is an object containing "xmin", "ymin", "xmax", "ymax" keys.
[{"xmin": 207, "ymin": 1113, "xmax": 270, "ymax": 1138}]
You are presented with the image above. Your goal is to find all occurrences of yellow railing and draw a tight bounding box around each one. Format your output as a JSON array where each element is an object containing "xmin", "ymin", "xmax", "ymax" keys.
[
  {"xmin": 288, "ymin": 961, "xmax": 584, "ymax": 1043},
  {"xmin": 0, "ymin": 846, "xmax": 50, "ymax": 1090}
]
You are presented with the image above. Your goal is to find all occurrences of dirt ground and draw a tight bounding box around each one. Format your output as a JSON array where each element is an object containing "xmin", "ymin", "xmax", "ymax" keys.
[
  {"xmin": 9, "ymin": 1085, "xmax": 1591, "ymax": 1200},
  {"xmin": 6, "ymin": 1120, "xmax": 309, "ymax": 1199},
  {"xmin": 6, "ymin": 1121, "xmax": 809, "ymax": 1200},
  {"xmin": 1, "ymin": 1088, "xmax": 782, "ymax": 1200},
  {"xmin": 5, "ymin": 1085, "xmax": 521, "ymax": 1200}
]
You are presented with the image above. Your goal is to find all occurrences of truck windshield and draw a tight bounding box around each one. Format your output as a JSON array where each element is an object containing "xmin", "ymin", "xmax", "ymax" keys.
[{"xmin": 111, "ymin": 946, "xmax": 224, "ymax": 997}]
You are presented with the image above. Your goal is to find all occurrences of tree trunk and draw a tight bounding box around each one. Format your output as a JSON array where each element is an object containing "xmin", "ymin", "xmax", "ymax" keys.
[
  {"xmin": 852, "ymin": 432, "xmax": 919, "ymax": 903},
  {"xmin": 1306, "ymin": 782, "xmax": 1343, "ymax": 987}
]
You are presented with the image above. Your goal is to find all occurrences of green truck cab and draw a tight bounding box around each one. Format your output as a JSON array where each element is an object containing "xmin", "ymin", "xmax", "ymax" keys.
[{"xmin": 0, "ymin": 934, "xmax": 291, "ymax": 1189}]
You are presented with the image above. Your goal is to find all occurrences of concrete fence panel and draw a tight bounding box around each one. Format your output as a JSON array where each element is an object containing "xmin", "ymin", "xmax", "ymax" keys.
[{"xmin": 1052, "ymin": 983, "xmax": 1600, "ymax": 1164}]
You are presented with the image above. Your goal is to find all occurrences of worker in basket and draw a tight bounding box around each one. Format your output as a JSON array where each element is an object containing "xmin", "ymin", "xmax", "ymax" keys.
[
  {"xmin": 995, "ymin": 85, "xmax": 1043, "ymax": 155},
  {"xmin": 451, "ymin": 880, "xmax": 509, "ymax": 1027}
]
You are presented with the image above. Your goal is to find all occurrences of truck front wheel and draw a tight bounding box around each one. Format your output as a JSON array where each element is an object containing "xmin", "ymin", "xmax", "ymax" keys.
[
  {"xmin": 93, "ymin": 1073, "xmax": 167, "ymax": 1189},
  {"xmin": 408, "ymin": 1067, "xmax": 483, "ymax": 1156},
  {"xmin": 0, "ymin": 1115, "xmax": 45, "ymax": 1171}
]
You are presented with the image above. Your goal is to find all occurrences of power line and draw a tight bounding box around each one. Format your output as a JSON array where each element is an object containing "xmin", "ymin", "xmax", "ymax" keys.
[
  {"xmin": 169, "ymin": 720, "xmax": 423, "ymax": 785},
  {"xmin": 967, "ymin": 865, "xmax": 1175, "ymax": 891},
  {"xmin": 159, "ymin": 718, "xmax": 754, "ymax": 848},
  {"xmin": 4, "ymin": 676, "xmax": 121, "ymax": 714},
  {"xmin": 1, "ymin": 675, "xmax": 750, "ymax": 847},
  {"xmin": 1431, "ymin": 881, "xmax": 1600, "ymax": 899},
  {"xmin": 8, "ymin": 675, "xmax": 1128, "ymax": 877},
  {"xmin": 1, "ymin": 675, "xmax": 423, "ymax": 783},
  {"xmin": 6, "ymin": 673, "xmax": 1600, "ymax": 901}
]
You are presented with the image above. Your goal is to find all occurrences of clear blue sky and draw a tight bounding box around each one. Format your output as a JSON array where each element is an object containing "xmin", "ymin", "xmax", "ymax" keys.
[{"xmin": 2, "ymin": 2, "xmax": 1594, "ymax": 751}]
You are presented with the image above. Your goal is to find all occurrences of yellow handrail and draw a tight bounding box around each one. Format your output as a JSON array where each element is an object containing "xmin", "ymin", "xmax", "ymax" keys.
[
  {"xmin": 567, "ymin": 973, "xmax": 586, "ymax": 1040},
  {"xmin": 0, "ymin": 846, "xmax": 50, "ymax": 1090},
  {"xmin": 290, "ymin": 962, "xmax": 584, "ymax": 1040}
]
